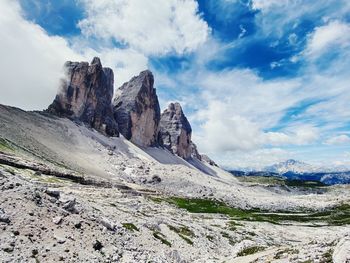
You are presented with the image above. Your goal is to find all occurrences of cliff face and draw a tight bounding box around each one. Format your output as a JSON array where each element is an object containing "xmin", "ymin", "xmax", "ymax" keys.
[
  {"xmin": 46, "ymin": 57, "xmax": 216, "ymax": 164},
  {"xmin": 113, "ymin": 70, "xmax": 160, "ymax": 147},
  {"xmin": 158, "ymin": 102, "xmax": 194, "ymax": 159},
  {"xmin": 47, "ymin": 57, "xmax": 118, "ymax": 136}
]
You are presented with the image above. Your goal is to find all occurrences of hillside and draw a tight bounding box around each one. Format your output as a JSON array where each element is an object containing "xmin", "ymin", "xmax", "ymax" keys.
[{"xmin": 0, "ymin": 58, "xmax": 350, "ymax": 262}]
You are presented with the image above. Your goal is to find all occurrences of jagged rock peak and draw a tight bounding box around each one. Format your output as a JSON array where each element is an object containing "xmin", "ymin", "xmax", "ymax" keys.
[
  {"xmin": 113, "ymin": 70, "xmax": 160, "ymax": 147},
  {"xmin": 47, "ymin": 57, "xmax": 118, "ymax": 136},
  {"xmin": 158, "ymin": 102, "xmax": 195, "ymax": 159}
]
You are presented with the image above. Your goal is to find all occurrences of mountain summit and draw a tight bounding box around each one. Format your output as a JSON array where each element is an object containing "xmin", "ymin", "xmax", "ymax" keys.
[
  {"xmin": 47, "ymin": 57, "xmax": 118, "ymax": 136},
  {"xmin": 113, "ymin": 70, "xmax": 160, "ymax": 147}
]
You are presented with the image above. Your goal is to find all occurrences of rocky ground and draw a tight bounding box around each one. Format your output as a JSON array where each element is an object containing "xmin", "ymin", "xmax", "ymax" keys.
[{"xmin": 0, "ymin": 105, "xmax": 350, "ymax": 262}]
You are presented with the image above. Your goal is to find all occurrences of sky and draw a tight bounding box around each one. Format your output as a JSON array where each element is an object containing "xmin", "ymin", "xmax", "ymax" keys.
[{"xmin": 0, "ymin": 0, "xmax": 350, "ymax": 170}]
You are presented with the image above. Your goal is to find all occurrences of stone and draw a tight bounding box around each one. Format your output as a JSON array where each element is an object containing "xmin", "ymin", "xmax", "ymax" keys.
[
  {"xmin": 55, "ymin": 235, "xmax": 66, "ymax": 244},
  {"xmin": 93, "ymin": 240, "xmax": 103, "ymax": 251},
  {"xmin": 47, "ymin": 57, "xmax": 118, "ymax": 136},
  {"xmin": 60, "ymin": 196, "xmax": 76, "ymax": 213},
  {"xmin": 100, "ymin": 217, "xmax": 115, "ymax": 231},
  {"xmin": 2, "ymin": 245, "xmax": 14, "ymax": 253},
  {"xmin": 148, "ymin": 175, "xmax": 161, "ymax": 184},
  {"xmin": 74, "ymin": 221, "xmax": 82, "ymax": 229},
  {"xmin": 113, "ymin": 70, "xmax": 160, "ymax": 146},
  {"xmin": 0, "ymin": 209, "xmax": 10, "ymax": 224},
  {"xmin": 52, "ymin": 216, "xmax": 63, "ymax": 225},
  {"xmin": 158, "ymin": 102, "xmax": 194, "ymax": 159},
  {"xmin": 45, "ymin": 189, "xmax": 60, "ymax": 199}
]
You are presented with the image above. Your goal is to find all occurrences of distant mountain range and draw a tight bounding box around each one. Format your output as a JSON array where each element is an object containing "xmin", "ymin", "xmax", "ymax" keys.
[
  {"xmin": 229, "ymin": 159, "xmax": 350, "ymax": 185},
  {"xmin": 265, "ymin": 159, "xmax": 349, "ymax": 174}
]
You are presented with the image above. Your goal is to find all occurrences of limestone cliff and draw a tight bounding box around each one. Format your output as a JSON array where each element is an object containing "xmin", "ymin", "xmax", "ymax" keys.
[
  {"xmin": 113, "ymin": 70, "xmax": 160, "ymax": 146},
  {"xmin": 47, "ymin": 57, "xmax": 118, "ymax": 136},
  {"xmin": 158, "ymin": 102, "xmax": 196, "ymax": 159}
]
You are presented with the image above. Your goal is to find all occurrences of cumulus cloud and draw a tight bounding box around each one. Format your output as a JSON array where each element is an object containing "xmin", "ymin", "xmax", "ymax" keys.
[
  {"xmin": 0, "ymin": 0, "xmax": 82, "ymax": 110},
  {"xmin": 0, "ymin": 0, "xmax": 210, "ymax": 110},
  {"xmin": 306, "ymin": 20, "xmax": 350, "ymax": 58},
  {"xmin": 184, "ymin": 68, "xmax": 322, "ymax": 156},
  {"xmin": 325, "ymin": 135, "xmax": 350, "ymax": 145},
  {"xmin": 78, "ymin": 0, "xmax": 210, "ymax": 55}
]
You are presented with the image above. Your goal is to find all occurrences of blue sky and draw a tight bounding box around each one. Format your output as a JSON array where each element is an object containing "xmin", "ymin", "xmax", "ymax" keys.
[{"xmin": 1, "ymin": 0, "xmax": 350, "ymax": 169}]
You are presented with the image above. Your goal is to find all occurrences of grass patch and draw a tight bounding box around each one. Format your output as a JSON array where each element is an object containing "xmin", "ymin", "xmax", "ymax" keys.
[
  {"xmin": 236, "ymin": 176, "xmax": 285, "ymax": 185},
  {"xmin": 237, "ymin": 246, "xmax": 265, "ymax": 257},
  {"xmin": 167, "ymin": 225, "xmax": 194, "ymax": 245},
  {"xmin": 320, "ymin": 248, "xmax": 333, "ymax": 263},
  {"xmin": 221, "ymin": 231, "xmax": 236, "ymax": 245},
  {"xmin": 163, "ymin": 197, "xmax": 350, "ymax": 226},
  {"xmin": 236, "ymin": 176, "xmax": 327, "ymax": 188},
  {"xmin": 274, "ymin": 248, "xmax": 299, "ymax": 259},
  {"xmin": 227, "ymin": 220, "xmax": 242, "ymax": 231},
  {"xmin": 167, "ymin": 224, "xmax": 194, "ymax": 237},
  {"xmin": 153, "ymin": 231, "xmax": 171, "ymax": 247},
  {"xmin": 0, "ymin": 138, "xmax": 14, "ymax": 152},
  {"xmin": 178, "ymin": 234, "xmax": 193, "ymax": 245},
  {"xmin": 122, "ymin": 223, "xmax": 139, "ymax": 232},
  {"xmin": 148, "ymin": 196, "xmax": 164, "ymax": 204}
]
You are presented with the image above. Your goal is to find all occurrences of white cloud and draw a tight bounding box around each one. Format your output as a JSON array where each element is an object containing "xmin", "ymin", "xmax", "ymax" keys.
[
  {"xmin": 77, "ymin": 46, "xmax": 148, "ymax": 88},
  {"xmin": 252, "ymin": 0, "xmax": 293, "ymax": 11},
  {"xmin": 218, "ymin": 148, "xmax": 293, "ymax": 170},
  {"xmin": 306, "ymin": 20, "xmax": 350, "ymax": 58},
  {"xmin": 185, "ymin": 68, "xmax": 321, "ymax": 155},
  {"xmin": 0, "ymin": 0, "xmax": 82, "ymax": 110},
  {"xmin": 78, "ymin": 0, "xmax": 210, "ymax": 55},
  {"xmin": 325, "ymin": 135, "xmax": 350, "ymax": 145},
  {"xmin": 0, "ymin": 0, "xmax": 153, "ymax": 110}
]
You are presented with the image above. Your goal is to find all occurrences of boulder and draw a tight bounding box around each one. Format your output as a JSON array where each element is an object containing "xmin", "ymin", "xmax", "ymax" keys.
[
  {"xmin": 47, "ymin": 57, "xmax": 118, "ymax": 136},
  {"xmin": 158, "ymin": 102, "xmax": 194, "ymax": 159},
  {"xmin": 113, "ymin": 70, "xmax": 160, "ymax": 146}
]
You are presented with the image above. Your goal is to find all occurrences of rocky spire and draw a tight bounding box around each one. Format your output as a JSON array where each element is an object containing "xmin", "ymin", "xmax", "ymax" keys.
[
  {"xmin": 47, "ymin": 57, "xmax": 118, "ymax": 136},
  {"xmin": 158, "ymin": 102, "xmax": 197, "ymax": 159},
  {"xmin": 113, "ymin": 70, "xmax": 160, "ymax": 147}
]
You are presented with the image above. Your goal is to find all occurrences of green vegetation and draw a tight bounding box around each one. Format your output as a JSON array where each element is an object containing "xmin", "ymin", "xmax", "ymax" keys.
[
  {"xmin": 220, "ymin": 231, "xmax": 236, "ymax": 245},
  {"xmin": 160, "ymin": 197, "xmax": 350, "ymax": 226},
  {"xmin": 236, "ymin": 176, "xmax": 286, "ymax": 185},
  {"xmin": 178, "ymin": 234, "xmax": 193, "ymax": 245},
  {"xmin": 167, "ymin": 225, "xmax": 194, "ymax": 245},
  {"xmin": 0, "ymin": 138, "xmax": 14, "ymax": 152},
  {"xmin": 167, "ymin": 225, "xmax": 194, "ymax": 237},
  {"xmin": 153, "ymin": 231, "xmax": 171, "ymax": 247},
  {"xmin": 274, "ymin": 248, "xmax": 299, "ymax": 259},
  {"xmin": 320, "ymin": 249, "xmax": 333, "ymax": 263},
  {"xmin": 168, "ymin": 225, "xmax": 194, "ymax": 245},
  {"xmin": 226, "ymin": 220, "xmax": 242, "ymax": 231},
  {"xmin": 237, "ymin": 246, "xmax": 265, "ymax": 257},
  {"xmin": 236, "ymin": 175, "xmax": 327, "ymax": 188},
  {"xmin": 122, "ymin": 223, "xmax": 139, "ymax": 232},
  {"xmin": 285, "ymin": 180, "xmax": 326, "ymax": 188}
]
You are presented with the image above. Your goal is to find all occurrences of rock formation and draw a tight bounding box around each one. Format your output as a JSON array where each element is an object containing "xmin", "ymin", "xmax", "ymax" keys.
[
  {"xmin": 158, "ymin": 102, "xmax": 199, "ymax": 160},
  {"xmin": 47, "ymin": 57, "xmax": 118, "ymax": 136},
  {"xmin": 113, "ymin": 70, "xmax": 160, "ymax": 147},
  {"xmin": 201, "ymin": 154, "xmax": 218, "ymax": 167}
]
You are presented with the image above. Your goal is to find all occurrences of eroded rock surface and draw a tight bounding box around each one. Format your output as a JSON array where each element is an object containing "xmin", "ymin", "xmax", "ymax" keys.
[
  {"xmin": 47, "ymin": 57, "xmax": 118, "ymax": 136},
  {"xmin": 113, "ymin": 70, "xmax": 160, "ymax": 146},
  {"xmin": 158, "ymin": 102, "xmax": 197, "ymax": 159}
]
